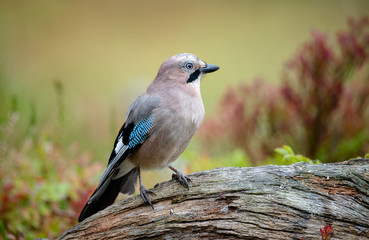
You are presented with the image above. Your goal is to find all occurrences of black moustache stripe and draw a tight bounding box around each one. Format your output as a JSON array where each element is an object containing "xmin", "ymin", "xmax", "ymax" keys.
[{"xmin": 187, "ymin": 70, "xmax": 200, "ymax": 83}]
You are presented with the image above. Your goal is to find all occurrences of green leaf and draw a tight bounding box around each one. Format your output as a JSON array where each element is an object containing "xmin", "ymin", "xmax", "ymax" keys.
[
  {"xmin": 275, "ymin": 147, "xmax": 289, "ymax": 156},
  {"xmin": 282, "ymin": 145, "xmax": 295, "ymax": 155}
]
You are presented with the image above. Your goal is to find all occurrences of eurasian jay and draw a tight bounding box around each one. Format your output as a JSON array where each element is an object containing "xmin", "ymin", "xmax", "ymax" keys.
[{"xmin": 78, "ymin": 53, "xmax": 219, "ymax": 222}]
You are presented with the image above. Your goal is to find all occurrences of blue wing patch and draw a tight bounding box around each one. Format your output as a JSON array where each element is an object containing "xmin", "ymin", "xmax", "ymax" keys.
[
  {"xmin": 101, "ymin": 116, "xmax": 154, "ymax": 189},
  {"xmin": 128, "ymin": 116, "xmax": 154, "ymax": 149}
]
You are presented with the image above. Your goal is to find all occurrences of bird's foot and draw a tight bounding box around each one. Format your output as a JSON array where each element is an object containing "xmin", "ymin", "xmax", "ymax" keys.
[
  {"xmin": 171, "ymin": 171, "xmax": 191, "ymax": 190},
  {"xmin": 139, "ymin": 184, "xmax": 156, "ymax": 209}
]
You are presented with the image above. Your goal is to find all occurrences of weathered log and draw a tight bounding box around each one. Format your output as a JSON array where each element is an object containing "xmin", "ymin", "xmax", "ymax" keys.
[{"xmin": 58, "ymin": 159, "xmax": 369, "ymax": 240}]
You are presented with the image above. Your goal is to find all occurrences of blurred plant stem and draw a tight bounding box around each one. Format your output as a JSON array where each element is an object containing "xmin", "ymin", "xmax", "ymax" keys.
[{"xmin": 54, "ymin": 79, "xmax": 66, "ymax": 144}]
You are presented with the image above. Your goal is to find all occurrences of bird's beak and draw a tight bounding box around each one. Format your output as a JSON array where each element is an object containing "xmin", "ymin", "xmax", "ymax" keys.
[{"xmin": 200, "ymin": 63, "xmax": 219, "ymax": 74}]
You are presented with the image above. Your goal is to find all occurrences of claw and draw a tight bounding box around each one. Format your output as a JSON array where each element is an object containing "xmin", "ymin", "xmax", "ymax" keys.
[
  {"xmin": 169, "ymin": 165, "xmax": 191, "ymax": 190},
  {"xmin": 172, "ymin": 173, "xmax": 191, "ymax": 190},
  {"xmin": 139, "ymin": 185, "xmax": 156, "ymax": 209},
  {"xmin": 138, "ymin": 167, "xmax": 156, "ymax": 209}
]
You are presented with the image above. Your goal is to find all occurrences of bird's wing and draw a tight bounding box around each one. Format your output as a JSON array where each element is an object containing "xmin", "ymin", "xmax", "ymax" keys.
[
  {"xmin": 95, "ymin": 94, "xmax": 160, "ymax": 191},
  {"xmin": 78, "ymin": 94, "xmax": 160, "ymax": 221}
]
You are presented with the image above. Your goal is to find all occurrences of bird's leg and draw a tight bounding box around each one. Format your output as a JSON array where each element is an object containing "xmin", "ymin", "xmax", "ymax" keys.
[
  {"xmin": 138, "ymin": 167, "xmax": 156, "ymax": 209},
  {"xmin": 169, "ymin": 165, "xmax": 191, "ymax": 190}
]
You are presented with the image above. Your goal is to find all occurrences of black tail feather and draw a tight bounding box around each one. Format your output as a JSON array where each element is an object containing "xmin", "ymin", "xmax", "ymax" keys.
[{"xmin": 78, "ymin": 167, "xmax": 138, "ymax": 222}]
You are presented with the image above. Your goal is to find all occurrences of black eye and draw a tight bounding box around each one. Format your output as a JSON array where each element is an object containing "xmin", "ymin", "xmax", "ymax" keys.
[{"xmin": 185, "ymin": 62, "xmax": 194, "ymax": 70}]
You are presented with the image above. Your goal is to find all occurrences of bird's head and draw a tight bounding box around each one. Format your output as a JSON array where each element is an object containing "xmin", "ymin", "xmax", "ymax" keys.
[{"xmin": 155, "ymin": 53, "xmax": 219, "ymax": 85}]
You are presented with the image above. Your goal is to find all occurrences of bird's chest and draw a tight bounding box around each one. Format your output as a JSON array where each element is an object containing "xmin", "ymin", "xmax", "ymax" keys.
[
  {"xmin": 129, "ymin": 88, "xmax": 204, "ymax": 169},
  {"xmin": 164, "ymin": 93, "xmax": 205, "ymax": 133}
]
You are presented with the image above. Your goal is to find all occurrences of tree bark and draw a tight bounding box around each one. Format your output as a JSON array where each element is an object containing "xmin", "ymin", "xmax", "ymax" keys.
[{"xmin": 58, "ymin": 159, "xmax": 369, "ymax": 240}]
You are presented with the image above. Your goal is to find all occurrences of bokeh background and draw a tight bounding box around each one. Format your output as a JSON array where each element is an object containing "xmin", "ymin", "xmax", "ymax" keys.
[{"xmin": 1, "ymin": 0, "xmax": 369, "ymax": 239}]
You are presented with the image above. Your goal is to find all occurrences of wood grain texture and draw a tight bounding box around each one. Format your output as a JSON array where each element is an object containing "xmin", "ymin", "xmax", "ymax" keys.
[{"xmin": 58, "ymin": 159, "xmax": 369, "ymax": 240}]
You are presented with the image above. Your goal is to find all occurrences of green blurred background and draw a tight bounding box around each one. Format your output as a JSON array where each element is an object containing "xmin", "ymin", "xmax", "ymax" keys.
[
  {"xmin": 1, "ymin": 0, "xmax": 369, "ymax": 239},
  {"xmin": 1, "ymin": 0, "xmax": 368, "ymax": 153}
]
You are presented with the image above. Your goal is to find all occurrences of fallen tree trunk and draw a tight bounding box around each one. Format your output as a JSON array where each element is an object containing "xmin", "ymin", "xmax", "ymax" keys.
[{"xmin": 58, "ymin": 159, "xmax": 369, "ymax": 240}]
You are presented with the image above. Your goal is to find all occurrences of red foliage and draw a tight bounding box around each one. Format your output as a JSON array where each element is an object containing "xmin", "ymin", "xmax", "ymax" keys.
[
  {"xmin": 0, "ymin": 137, "xmax": 103, "ymax": 239},
  {"xmin": 320, "ymin": 225, "xmax": 334, "ymax": 240},
  {"xmin": 199, "ymin": 17, "xmax": 369, "ymax": 164},
  {"xmin": 299, "ymin": 224, "xmax": 333, "ymax": 240}
]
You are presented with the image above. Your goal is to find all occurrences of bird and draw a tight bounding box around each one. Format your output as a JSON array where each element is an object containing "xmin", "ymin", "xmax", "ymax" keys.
[{"xmin": 78, "ymin": 53, "xmax": 219, "ymax": 222}]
